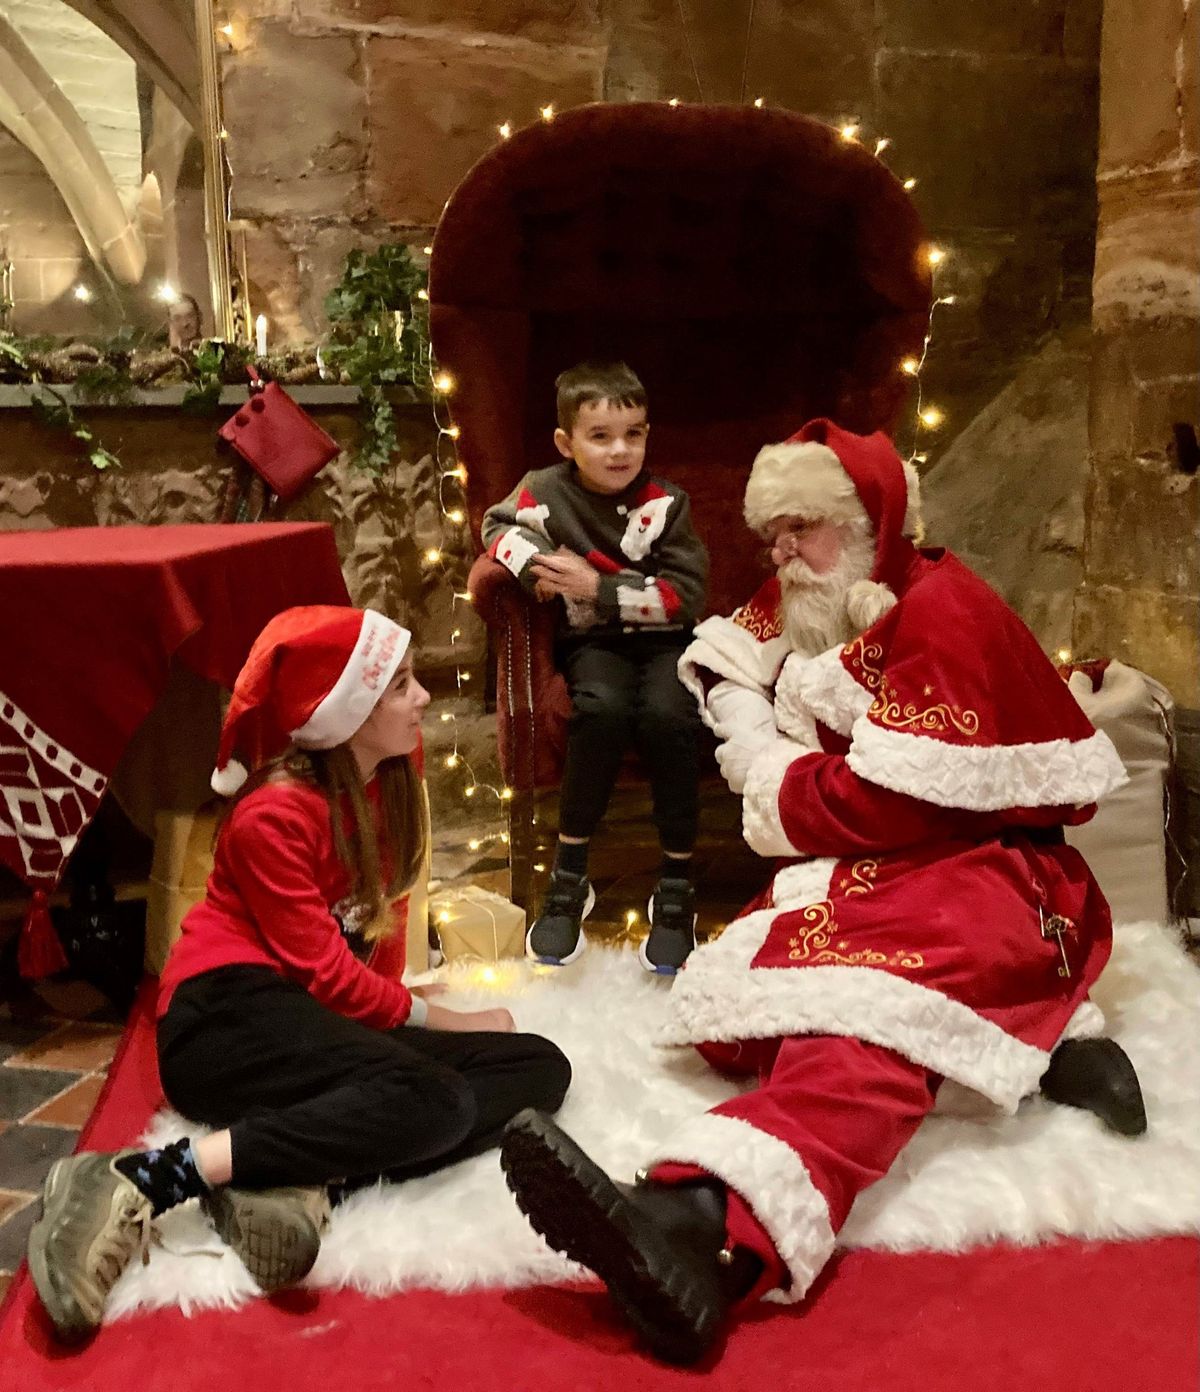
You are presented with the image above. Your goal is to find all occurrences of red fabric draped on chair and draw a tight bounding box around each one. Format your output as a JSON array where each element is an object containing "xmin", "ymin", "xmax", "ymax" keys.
[{"xmin": 429, "ymin": 101, "xmax": 931, "ymax": 905}]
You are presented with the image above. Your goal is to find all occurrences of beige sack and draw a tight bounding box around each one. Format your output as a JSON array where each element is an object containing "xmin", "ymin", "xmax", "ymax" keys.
[
  {"xmin": 145, "ymin": 806, "xmax": 220, "ymax": 973},
  {"xmin": 1066, "ymin": 662, "xmax": 1173, "ymax": 925}
]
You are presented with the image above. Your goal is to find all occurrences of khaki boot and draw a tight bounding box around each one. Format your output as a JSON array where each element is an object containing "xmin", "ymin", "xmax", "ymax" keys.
[
  {"xmin": 27, "ymin": 1151, "xmax": 153, "ymax": 1343},
  {"xmin": 203, "ymin": 1184, "xmax": 330, "ymax": 1291}
]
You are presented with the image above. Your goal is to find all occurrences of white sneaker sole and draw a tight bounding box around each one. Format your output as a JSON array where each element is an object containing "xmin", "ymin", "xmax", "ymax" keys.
[
  {"xmin": 638, "ymin": 895, "xmax": 697, "ymax": 976},
  {"xmin": 526, "ymin": 883, "xmax": 595, "ymax": 966}
]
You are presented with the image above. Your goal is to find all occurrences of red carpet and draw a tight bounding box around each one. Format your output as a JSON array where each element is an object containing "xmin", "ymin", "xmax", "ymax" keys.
[{"xmin": 2, "ymin": 981, "xmax": 1197, "ymax": 1392}]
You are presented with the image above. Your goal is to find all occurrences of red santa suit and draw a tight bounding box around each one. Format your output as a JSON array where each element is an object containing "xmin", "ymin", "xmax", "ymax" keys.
[{"xmin": 646, "ymin": 420, "xmax": 1128, "ymax": 1303}]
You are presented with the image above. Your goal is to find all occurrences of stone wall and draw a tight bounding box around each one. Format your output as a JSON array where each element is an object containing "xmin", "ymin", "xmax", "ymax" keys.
[
  {"xmin": 223, "ymin": 0, "xmax": 1102, "ymax": 465},
  {"xmin": 1077, "ymin": 0, "xmax": 1200, "ymax": 913},
  {"xmin": 0, "ymin": 391, "xmax": 485, "ymax": 671}
]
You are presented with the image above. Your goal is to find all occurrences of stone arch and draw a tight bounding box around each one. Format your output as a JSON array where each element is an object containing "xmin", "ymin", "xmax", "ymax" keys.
[
  {"xmin": 60, "ymin": 0, "xmax": 198, "ymax": 129},
  {"xmin": 0, "ymin": 11, "xmax": 146, "ymax": 284}
]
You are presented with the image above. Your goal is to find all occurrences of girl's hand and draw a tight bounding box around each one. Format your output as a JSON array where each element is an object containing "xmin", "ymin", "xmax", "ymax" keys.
[
  {"xmin": 424, "ymin": 1003, "xmax": 515, "ymax": 1033},
  {"xmin": 411, "ymin": 983, "xmax": 448, "ymax": 999}
]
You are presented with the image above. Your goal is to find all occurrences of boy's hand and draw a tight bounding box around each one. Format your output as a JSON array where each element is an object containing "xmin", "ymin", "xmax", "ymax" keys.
[{"xmin": 529, "ymin": 549, "xmax": 600, "ymax": 601}]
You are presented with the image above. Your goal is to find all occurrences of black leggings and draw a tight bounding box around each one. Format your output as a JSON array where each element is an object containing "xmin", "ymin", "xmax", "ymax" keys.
[
  {"xmin": 557, "ymin": 630, "xmax": 700, "ymax": 852},
  {"xmin": 157, "ymin": 966, "xmax": 571, "ymax": 1189}
]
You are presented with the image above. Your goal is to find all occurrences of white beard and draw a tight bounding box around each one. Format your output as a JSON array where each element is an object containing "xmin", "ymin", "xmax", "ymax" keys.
[{"xmin": 778, "ymin": 527, "xmax": 875, "ymax": 658}]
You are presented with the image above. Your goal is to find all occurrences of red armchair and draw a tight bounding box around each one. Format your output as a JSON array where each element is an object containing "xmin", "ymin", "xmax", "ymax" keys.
[{"xmin": 429, "ymin": 102, "xmax": 931, "ymax": 908}]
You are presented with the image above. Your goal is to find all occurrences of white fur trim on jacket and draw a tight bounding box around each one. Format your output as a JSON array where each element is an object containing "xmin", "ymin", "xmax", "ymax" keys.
[
  {"xmin": 642, "ymin": 1112, "xmax": 835, "ymax": 1304},
  {"xmin": 846, "ymin": 719, "xmax": 1129, "ymax": 812},
  {"xmin": 784, "ymin": 646, "xmax": 873, "ymax": 737},
  {"xmin": 742, "ymin": 739, "xmax": 817, "ymax": 857},
  {"xmin": 678, "ymin": 616, "xmax": 790, "ymax": 730},
  {"xmin": 662, "ymin": 909, "xmax": 1051, "ymax": 1111}
]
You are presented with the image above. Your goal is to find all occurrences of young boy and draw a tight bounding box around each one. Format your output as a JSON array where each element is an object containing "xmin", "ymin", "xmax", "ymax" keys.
[{"xmin": 481, "ymin": 361, "xmax": 709, "ymax": 974}]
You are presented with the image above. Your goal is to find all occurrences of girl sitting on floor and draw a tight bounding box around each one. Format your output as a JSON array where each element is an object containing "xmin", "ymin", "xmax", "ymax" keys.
[{"xmin": 28, "ymin": 606, "xmax": 572, "ymax": 1343}]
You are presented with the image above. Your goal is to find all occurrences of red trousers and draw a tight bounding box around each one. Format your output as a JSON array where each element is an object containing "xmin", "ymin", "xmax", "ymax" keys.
[{"xmin": 653, "ymin": 1034, "xmax": 941, "ymax": 1302}]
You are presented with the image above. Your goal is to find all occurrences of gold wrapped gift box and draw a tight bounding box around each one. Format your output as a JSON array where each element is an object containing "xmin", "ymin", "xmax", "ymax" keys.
[{"xmin": 430, "ymin": 883, "xmax": 526, "ymax": 962}]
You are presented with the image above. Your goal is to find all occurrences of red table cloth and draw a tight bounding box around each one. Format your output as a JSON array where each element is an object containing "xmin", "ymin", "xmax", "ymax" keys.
[{"xmin": 0, "ymin": 523, "xmax": 350, "ymax": 973}]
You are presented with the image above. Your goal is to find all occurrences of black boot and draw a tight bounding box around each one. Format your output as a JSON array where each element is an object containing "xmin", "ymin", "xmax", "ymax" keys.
[
  {"xmin": 500, "ymin": 1109, "xmax": 761, "ymax": 1365},
  {"xmin": 1039, "ymin": 1037, "xmax": 1148, "ymax": 1136}
]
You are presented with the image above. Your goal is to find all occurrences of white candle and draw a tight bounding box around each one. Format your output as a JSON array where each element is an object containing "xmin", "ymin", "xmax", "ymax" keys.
[{"xmin": 255, "ymin": 313, "xmax": 268, "ymax": 357}]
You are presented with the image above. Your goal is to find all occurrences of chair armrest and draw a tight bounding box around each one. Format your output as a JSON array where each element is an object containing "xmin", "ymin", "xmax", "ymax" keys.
[
  {"xmin": 467, "ymin": 556, "xmax": 568, "ymax": 787},
  {"xmin": 467, "ymin": 554, "xmax": 524, "ymax": 625}
]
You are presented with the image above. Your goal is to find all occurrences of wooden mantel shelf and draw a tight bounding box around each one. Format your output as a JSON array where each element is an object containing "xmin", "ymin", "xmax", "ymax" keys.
[{"xmin": 0, "ymin": 384, "xmax": 428, "ymax": 409}]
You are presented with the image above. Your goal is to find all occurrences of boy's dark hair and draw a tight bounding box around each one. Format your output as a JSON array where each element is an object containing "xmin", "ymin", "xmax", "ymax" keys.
[{"xmin": 555, "ymin": 361, "xmax": 647, "ymax": 433}]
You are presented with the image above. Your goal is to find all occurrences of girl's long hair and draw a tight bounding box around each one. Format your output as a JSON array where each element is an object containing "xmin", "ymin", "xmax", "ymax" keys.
[{"xmin": 215, "ymin": 746, "xmax": 427, "ymax": 942}]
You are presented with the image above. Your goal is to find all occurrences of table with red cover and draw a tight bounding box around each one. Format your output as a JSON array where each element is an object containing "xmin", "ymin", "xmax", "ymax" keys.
[{"xmin": 0, "ymin": 523, "xmax": 350, "ymax": 972}]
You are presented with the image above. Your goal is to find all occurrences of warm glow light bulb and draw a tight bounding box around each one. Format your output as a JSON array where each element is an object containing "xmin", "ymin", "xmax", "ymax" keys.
[
  {"xmin": 901, "ymin": 357, "xmax": 920, "ymax": 376},
  {"xmin": 440, "ymin": 711, "xmax": 452, "ymax": 722},
  {"xmin": 903, "ymin": 177, "xmax": 917, "ymax": 190},
  {"xmin": 417, "ymin": 288, "xmax": 429, "ymax": 301},
  {"xmin": 446, "ymin": 424, "xmax": 461, "ymax": 439},
  {"xmin": 454, "ymin": 591, "xmax": 473, "ymax": 602},
  {"xmin": 500, "ymin": 787, "xmax": 514, "ymax": 801},
  {"xmin": 625, "ymin": 910, "xmax": 638, "ymax": 926},
  {"xmin": 500, "ymin": 832, "xmax": 510, "ymax": 844},
  {"xmin": 423, "ymin": 245, "xmax": 433, "ymax": 255},
  {"xmin": 73, "ymin": 284, "xmax": 92, "ymax": 302},
  {"xmin": 458, "ymin": 670, "xmax": 471, "ymax": 682},
  {"xmin": 498, "ymin": 122, "xmax": 513, "ymax": 139},
  {"xmin": 939, "ymin": 294, "xmax": 958, "ymax": 305},
  {"xmin": 926, "ymin": 246, "xmax": 946, "ymax": 267},
  {"xmin": 447, "ymin": 509, "xmax": 465, "ymax": 524},
  {"xmin": 424, "ymin": 547, "xmax": 442, "ymax": 563},
  {"xmin": 919, "ymin": 407, "xmax": 944, "ymax": 429},
  {"xmin": 464, "ymin": 785, "xmax": 476, "ymax": 798},
  {"xmin": 540, "ymin": 104, "xmax": 555, "ymax": 121},
  {"xmin": 219, "ymin": 22, "xmax": 234, "ymax": 37},
  {"xmin": 433, "ymin": 371, "xmax": 455, "ymax": 393},
  {"xmin": 437, "ymin": 909, "xmax": 451, "ymax": 924},
  {"xmin": 874, "ymin": 138, "xmax": 891, "ymax": 155},
  {"xmin": 753, "ymin": 97, "xmax": 765, "ymax": 108},
  {"xmin": 668, "ymin": 97, "xmax": 680, "ymax": 106},
  {"xmin": 156, "ymin": 282, "xmax": 178, "ymax": 303},
  {"xmin": 445, "ymin": 753, "xmax": 459, "ymax": 769},
  {"xmin": 468, "ymin": 839, "xmax": 482, "ymax": 851},
  {"xmin": 839, "ymin": 123, "xmax": 860, "ymax": 141}
]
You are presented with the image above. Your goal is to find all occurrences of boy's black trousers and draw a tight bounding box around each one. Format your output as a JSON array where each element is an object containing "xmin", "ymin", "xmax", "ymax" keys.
[
  {"xmin": 158, "ymin": 965, "xmax": 571, "ymax": 1189},
  {"xmin": 556, "ymin": 629, "xmax": 701, "ymax": 853}
]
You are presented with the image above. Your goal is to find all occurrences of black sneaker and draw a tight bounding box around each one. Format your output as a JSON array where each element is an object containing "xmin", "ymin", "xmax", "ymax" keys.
[
  {"xmin": 639, "ymin": 877, "xmax": 697, "ymax": 975},
  {"xmin": 526, "ymin": 869, "xmax": 594, "ymax": 965}
]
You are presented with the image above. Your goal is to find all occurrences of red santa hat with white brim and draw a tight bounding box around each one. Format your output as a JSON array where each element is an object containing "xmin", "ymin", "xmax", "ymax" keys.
[
  {"xmin": 211, "ymin": 606, "xmax": 411, "ymax": 796},
  {"xmin": 744, "ymin": 418, "xmax": 923, "ymax": 630}
]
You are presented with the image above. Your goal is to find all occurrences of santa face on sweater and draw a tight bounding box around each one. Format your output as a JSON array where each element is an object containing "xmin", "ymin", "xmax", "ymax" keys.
[{"xmin": 554, "ymin": 399, "xmax": 649, "ymax": 496}]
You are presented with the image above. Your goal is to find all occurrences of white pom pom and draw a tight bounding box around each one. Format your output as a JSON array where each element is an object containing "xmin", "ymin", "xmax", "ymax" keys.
[
  {"xmin": 210, "ymin": 759, "xmax": 248, "ymax": 796},
  {"xmin": 846, "ymin": 580, "xmax": 897, "ymax": 634}
]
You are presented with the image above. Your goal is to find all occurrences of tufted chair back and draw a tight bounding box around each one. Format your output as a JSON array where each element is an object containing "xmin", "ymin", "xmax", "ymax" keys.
[
  {"xmin": 430, "ymin": 101, "xmax": 931, "ymax": 619},
  {"xmin": 428, "ymin": 102, "xmax": 931, "ymax": 908}
]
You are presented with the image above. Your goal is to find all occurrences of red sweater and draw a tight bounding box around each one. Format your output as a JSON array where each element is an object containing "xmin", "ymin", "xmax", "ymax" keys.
[{"xmin": 157, "ymin": 779, "xmax": 414, "ymax": 1030}]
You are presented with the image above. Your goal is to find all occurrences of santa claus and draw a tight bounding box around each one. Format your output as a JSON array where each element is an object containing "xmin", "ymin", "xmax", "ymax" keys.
[{"xmin": 499, "ymin": 419, "xmax": 1146, "ymax": 1365}]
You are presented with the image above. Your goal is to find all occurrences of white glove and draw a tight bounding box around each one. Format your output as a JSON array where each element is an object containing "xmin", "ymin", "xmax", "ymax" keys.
[{"xmin": 715, "ymin": 733, "xmax": 772, "ymax": 794}]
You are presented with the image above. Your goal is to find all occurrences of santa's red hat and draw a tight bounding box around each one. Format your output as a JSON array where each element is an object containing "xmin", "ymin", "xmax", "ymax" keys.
[
  {"xmin": 743, "ymin": 418, "xmax": 924, "ymax": 629},
  {"xmin": 211, "ymin": 606, "xmax": 410, "ymax": 795}
]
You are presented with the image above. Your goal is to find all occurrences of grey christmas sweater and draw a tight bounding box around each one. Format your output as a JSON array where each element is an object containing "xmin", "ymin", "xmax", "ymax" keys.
[{"xmin": 481, "ymin": 463, "xmax": 708, "ymax": 634}]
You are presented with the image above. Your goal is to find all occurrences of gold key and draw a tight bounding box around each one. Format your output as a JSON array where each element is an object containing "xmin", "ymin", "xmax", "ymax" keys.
[{"xmin": 1039, "ymin": 908, "xmax": 1072, "ymax": 979}]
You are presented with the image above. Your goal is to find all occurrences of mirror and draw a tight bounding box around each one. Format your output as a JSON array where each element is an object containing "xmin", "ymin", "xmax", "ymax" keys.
[{"xmin": 0, "ymin": 0, "xmax": 232, "ymax": 342}]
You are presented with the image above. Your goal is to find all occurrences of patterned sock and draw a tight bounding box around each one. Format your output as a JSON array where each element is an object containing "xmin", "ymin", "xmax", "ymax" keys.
[
  {"xmin": 661, "ymin": 852, "xmax": 693, "ymax": 884},
  {"xmin": 554, "ymin": 839, "xmax": 589, "ymax": 879},
  {"xmin": 114, "ymin": 1138, "xmax": 208, "ymax": 1217}
]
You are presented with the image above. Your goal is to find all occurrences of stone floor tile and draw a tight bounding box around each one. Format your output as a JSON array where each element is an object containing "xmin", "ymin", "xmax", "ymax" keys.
[
  {"xmin": 5, "ymin": 1022, "xmax": 122, "ymax": 1073},
  {"xmin": 0, "ymin": 1123, "xmax": 77, "ymax": 1191},
  {"xmin": 27, "ymin": 1073, "xmax": 105, "ymax": 1129},
  {"xmin": 0, "ymin": 1194, "xmax": 40, "ymax": 1273},
  {"xmin": 0, "ymin": 1068, "xmax": 82, "ymax": 1122}
]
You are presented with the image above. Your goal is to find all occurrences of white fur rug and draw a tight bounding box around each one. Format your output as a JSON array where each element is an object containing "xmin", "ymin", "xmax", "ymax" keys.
[{"xmin": 106, "ymin": 921, "xmax": 1200, "ymax": 1322}]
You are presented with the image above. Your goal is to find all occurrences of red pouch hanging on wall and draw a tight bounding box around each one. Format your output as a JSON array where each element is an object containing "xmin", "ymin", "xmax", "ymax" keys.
[{"xmin": 218, "ymin": 367, "xmax": 341, "ymax": 502}]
